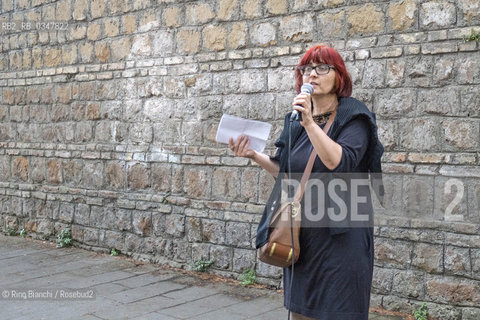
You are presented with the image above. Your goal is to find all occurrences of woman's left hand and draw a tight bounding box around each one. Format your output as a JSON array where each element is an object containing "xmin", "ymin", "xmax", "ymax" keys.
[{"xmin": 292, "ymin": 92, "xmax": 314, "ymax": 127}]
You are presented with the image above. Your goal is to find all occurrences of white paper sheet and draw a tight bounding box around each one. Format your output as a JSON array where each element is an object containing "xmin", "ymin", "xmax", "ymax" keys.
[{"xmin": 215, "ymin": 114, "xmax": 272, "ymax": 152}]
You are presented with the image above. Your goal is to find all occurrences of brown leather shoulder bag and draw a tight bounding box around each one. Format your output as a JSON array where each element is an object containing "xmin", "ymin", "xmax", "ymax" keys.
[{"xmin": 257, "ymin": 119, "xmax": 333, "ymax": 267}]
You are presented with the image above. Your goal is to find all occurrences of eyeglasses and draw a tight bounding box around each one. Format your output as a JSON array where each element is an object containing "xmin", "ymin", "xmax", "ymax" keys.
[{"xmin": 297, "ymin": 64, "xmax": 335, "ymax": 76}]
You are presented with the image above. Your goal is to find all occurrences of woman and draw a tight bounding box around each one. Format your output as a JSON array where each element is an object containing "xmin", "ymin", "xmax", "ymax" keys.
[{"xmin": 229, "ymin": 44, "xmax": 383, "ymax": 320}]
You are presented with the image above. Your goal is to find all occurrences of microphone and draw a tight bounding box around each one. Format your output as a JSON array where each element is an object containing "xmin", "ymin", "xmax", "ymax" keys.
[{"xmin": 290, "ymin": 83, "xmax": 314, "ymax": 121}]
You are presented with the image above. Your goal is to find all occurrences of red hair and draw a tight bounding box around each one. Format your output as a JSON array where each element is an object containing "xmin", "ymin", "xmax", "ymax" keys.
[{"xmin": 295, "ymin": 45, "xmax": 352, "ymax": 97}]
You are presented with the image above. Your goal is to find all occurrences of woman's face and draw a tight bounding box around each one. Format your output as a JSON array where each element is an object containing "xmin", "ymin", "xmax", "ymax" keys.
[{"xmin": 301, "ymin": 61, "xmax": 336, "ymax": 97}]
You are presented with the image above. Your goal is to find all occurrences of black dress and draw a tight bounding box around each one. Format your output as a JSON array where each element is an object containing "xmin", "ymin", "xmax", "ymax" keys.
[{"xmin": 283, "ymin": 118, "xmax": 374, "ymax": 320}]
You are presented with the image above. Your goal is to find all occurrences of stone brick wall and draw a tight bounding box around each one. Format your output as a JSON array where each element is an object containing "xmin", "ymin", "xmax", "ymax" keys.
[{"xmin": 0, "ymin": 0, "xmax": 479, "ymax": 318}]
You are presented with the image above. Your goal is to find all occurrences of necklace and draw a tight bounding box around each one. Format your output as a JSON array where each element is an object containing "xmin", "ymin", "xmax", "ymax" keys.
[
  {"xmin": 312, "ymin": 98, "xmax": 338, "ymax": 125},
  {"xmin": 312, "ymin": 112, "xmax": 332, "ymax": 125}
]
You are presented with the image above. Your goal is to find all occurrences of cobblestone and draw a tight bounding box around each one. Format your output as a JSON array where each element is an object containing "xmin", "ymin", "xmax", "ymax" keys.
[{"xmin": 0, "ymin": 234, "xmax": 408, "ymax": 320}]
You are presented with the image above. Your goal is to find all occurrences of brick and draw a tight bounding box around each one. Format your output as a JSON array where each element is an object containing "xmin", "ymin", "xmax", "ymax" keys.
[
  {"xmin": 457, "ymin": 0, "xmax": 480, "ymax": 24},
  {"xmin": 242, "ymin": 0, "xmax": 262, "ymax": 19},
  {"xmin": 418, "ymin": 88, "xmax": 461, "ymax": 116},
  {"xmin": 165, "ymin": 214, "xmax": 185, "ymax": 237},
  {"xmin": 433, "ymin": 57, "xmax": 455, "ymax": 84},
  {"xmin": 72, "ymin": 0, "xmax": 88, "ymax": 21},
  {"xmin": 392, "ymin": 270, "xmax": 426, "ymax": 299},
  {"xmin": 232, "ymin": 248, "xmax": 255, "ymax": 272},
  {"xmin": 239, "ymin": 70, "xmax": 267, "ymax": 93},
  {"xmin": 176, "ymin": 29, "xmax": 200, "ymax": 54},
  {"xmin": 347, "ymin": 4, "xmax": 384, "ymax": 36},
  {"xmin": 266, "ymin": 0, "xmax": 287, "ymax": 15},
  {"xmin": 153, "ymin": 121, "xmax": 182, "ymax": 145},
  {"xmin": 257, "ymin": 260, "xmax": 282, "ymax": 278},
  {"xmin": 9, "ymin": 51, "xmax": 22, "ymax": 70},
  {"xmin": 104, "ymin": 17, "xmax": 120, "ymax": 37},
  {"xmin": 186, "ymin": 3, "xmax": 215, "ymax": 25},
  {"xmin": 403, "ymin": 174, "xmax": 435, "ymax": 219},
  {"xmin": 47, "ymin": 159, "xmax": 62, "ymax": 184},
  {"xmin": 425, "ymin": 303, "xmax": 462, "ymax": 320},
  {"xmin": 96, "ymin": 81, "xmax": 117, "ymax": 100},
  {"xmin": 462, "ymin": 308, "xmax": 480, "ymax": 320},
  {"xmin": 420, "ymin": 1, "xmax": 456, "ymax": 29},
  {"xmin": 122, "ymin": 14, "xmax": 136, "ymax": 34},
  {"xmin": 61, "ymin": 159, "xmax": 81, "ymax": 187},
  {"xmin": 27, "ymin": 157, "xmax": 44, "ymax": 184},
  {"xmin": 280, "ymin": 13, "xmax": 313, "ymax": 42},
  {"xmin": 56, "ymin": 0, "xmax": 71, "ymax": 21},
  {"xmin": 202, "ymin": 219, "xmax": 225, "ymax": 244},
  {"xmin": 123, "ymin": 232, "xmax": 143, "ymax": 252},
  {"xmin": 210, "ymin": 245, "xmax": 232, "ymax": 269},
  {"xmin": 317, "ymin": 11, "xmax": 346, "ymax": 39},
  {"xmin": 388, "ymin": 0, "xmax": 417, "ymax": 31},
  {"xmin": 362, "ymin": 59, "xmax": 385, "ymax": 88},
  {"xmin": 374, "ymin": 238, "xmax": 412, "ymax": 268},
  {"xmin": 426, "ymin": 279, "xmax": 480, "ymax": 305},
  {"xmin": 405, "ymin": 56, "xmax": 433, "ymax": 86},
  {"xmin": 250, "ymin": 23, "xmax": 277, "ymax": 47},
  {"xmin": 412, "ymin": 243, "xmax": 443, "ymax": 273},
  {"xmin": 218, "ymin": 0, "xmax": 238, "ymax": 21},
  {"xmin": 54, "ymin": 84, "xmax": 72, "ymax": 105},
  {"xmin": 202, "ymin": 25, "xmax": 227, "ymax": 51},
  {"xmin": 385, "ymin": 59, "xmax": 405, "ymax": 87},
  {"xmin": 12, "ymin": 156, "xmax": 28, "ymax": 182},
  {"xmin": 44, "ymin": 48, "xmax": 61, "ymax": 67},
  {"xmin": 372, "ymin": 267, "xmax": 393, "ymax": 294},
  {"xmin": 58, "ymin": 202, "xmax": 74, "ymax": 223},
  {"xmin": 228, "ymin": 22, "xmax": 247, "ymax": 50},
  {"xmin": 441, "ymin": 119, "xmax": 479, "ymax": 151},
  {"xmin": 405, "ymin": 44, "xmax": 421, "ymax": 55},
  {"xmin": 127, "ymin": 163, "xmax": 149, "ymax": 190},
  {"xmin": 94, "ymin": 42, "xmax": 111, "ymax": 63},
  {"xmin": 183, "ymin": 167, "xmax": 211, "ymax": 199},
  {"xmin": 79, "ymin": 42, "xmax": 93, "ymax": 63},
  {"xmin": 459, "ymin": 41, "xmax": 479, "ymax": 52},
  {"xmin": 109, "ymin": 0, "xmax": 129, "ymax": 15},
  {"xmin": 371, "ymin": 47, "xmax": 403, "ymax": 58},
  {"xmin": 444, "ymin": 246, "xmax": 472, "ymax": 277},
  {"xmin": 422, "ymin": 42, "xmax": 458, "ymax": 55},
  {"xmin": 87, "ymin": 21, "xmax": 102, "ymax": 41},
  {"xmin": 225, "ymin": 222, "xmax": 250, "ymax": 247},
  {"xmin": 472, "ymin": 249, "xmax": 480, "ymax": 276},
  {"xmin": 152, "ymin": 30, "xmax": 174, "ymax": 57},
  {"xmin": 82, "ymin": 161, "xmax": 103, "ymax": 189},
  {"xmin": 212, "ymin": 168, "xmax": 240, "ymax": 200},
  {"xmin": 376, "ymin": 120, "xmax": 398, "ymax": 150},
  {"xmin": 457, "ymin": 58, "xmax": 480, "ymax": 84},
  {"xmin": 91, "ymin": 0, "xmax": 106, "ymax": 19},
  {"xmin": 164, "ymin": 78, "xmax": 186, "ymax": 98},
  {"xmin": 132, "ymin": 211, "xmax": 152, "ymax": 236},
  {"xmin": 74, "ymin": 203, "xmax": 90, "ymax": 226},
  {"xmin": 375, "ymin": 89, "xmax": 416, "ymax": 118},
  {"xmin": 105, "ymin": 163, "xmax": 125, "ymax": 190},
  {"xmin": 182, "ymin": 122, "xmax": 204, "ymax": 145},
  {"xmin": 164, "ymin": 7, "xmax": 182, "ymax": 28}
]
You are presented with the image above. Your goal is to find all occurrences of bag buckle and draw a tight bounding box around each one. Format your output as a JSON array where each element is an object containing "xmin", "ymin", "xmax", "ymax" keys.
[
  {"xmin": 287, "ymin": 248, "xmax": 293, "ymax": 262},
  {"xmin": 290, "ymin": 202, "xmax": 300, "ymax": 218},
  {"xmin": 269, "ymin": 242, "xmax": 277, "ymax": 256}
]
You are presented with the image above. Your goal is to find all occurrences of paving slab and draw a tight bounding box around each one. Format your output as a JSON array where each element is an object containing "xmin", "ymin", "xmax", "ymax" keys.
[{"xmin": 0, "ymin": 234, "xmax": 407, "ymax": 320}]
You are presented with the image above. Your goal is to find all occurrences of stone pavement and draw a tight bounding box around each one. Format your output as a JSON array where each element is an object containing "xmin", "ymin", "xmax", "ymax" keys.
[{"xmin": 0, "ymin": 234, "xmax": 404, "ymax": 320}]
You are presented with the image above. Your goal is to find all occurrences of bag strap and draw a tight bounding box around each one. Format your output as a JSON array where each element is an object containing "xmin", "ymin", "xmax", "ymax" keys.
[{"xmin": 293, "ymin": 117, "xmax": 334, "ymax": 203}]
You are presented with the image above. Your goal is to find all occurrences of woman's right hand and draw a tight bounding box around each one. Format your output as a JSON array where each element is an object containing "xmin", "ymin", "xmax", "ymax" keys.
[{"xmin": 229, "ymin": 135, "xmax": 256, "ymax": 159}]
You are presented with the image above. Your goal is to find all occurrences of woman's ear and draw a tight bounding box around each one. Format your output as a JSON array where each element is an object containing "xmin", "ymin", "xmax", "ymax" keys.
[{"xmin": 330, "ymin": 76, "xmax": 338, "ymax": 95}]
